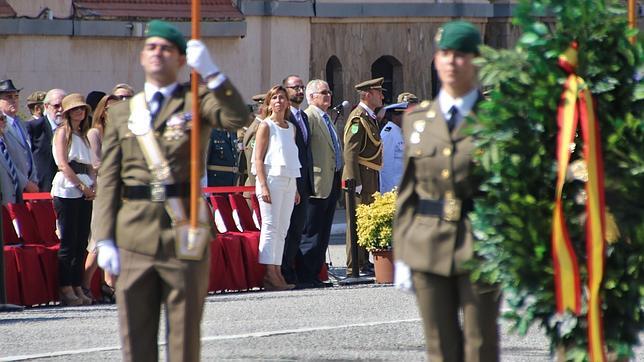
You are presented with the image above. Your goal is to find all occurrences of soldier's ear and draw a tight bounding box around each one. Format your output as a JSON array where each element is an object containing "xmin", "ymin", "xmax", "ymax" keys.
[{"xmin": 178, "ymin": 54, "xmax": 187, "ymax": 67}]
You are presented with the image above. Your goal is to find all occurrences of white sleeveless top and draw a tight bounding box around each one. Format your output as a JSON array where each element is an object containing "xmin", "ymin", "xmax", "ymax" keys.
[
  {"xmin": 51, "ymin": 133, "xmax": 94, "ymax": 198},
  {"xmin": 251, "ymin": 119, "xmax": 301, "ymax": 178}
]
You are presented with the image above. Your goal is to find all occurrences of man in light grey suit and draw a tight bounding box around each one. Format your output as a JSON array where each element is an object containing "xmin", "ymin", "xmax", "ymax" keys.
[
  {"xmin": 0, "ymin": 113, "xmax": 22, "ymax": 204},
  {"xmin": 0, "ymin": 79, "xmax": 38, "ymax": 195},
  {"xmin": 298, "ymin": 79, "xmax": 343, "ymax": 288}
]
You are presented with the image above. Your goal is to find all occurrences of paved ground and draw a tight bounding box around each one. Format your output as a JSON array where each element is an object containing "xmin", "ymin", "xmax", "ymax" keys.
[{"xmin": 1, "ymin": 207, "xmax": 642, "ymax": 361}]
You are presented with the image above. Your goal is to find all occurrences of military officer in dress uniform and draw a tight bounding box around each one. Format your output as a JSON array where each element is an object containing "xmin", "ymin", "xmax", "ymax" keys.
[
  {"xmin": 93, "ymin": 20, "xmax": 249, "ymax": 362},
  {"xmin": 205, "ymin": 128, "xmax": 239, "ymax": 186},
  {"xmin": 393, "ymin": 21, "xmax": 501, "ymax": 361},
  {"xmin": 379, "ymin": 92, "xmax": 418, "ymax": 193},
  {"xmin": 243, "ymin": 93, "xmax": 266, "ymax": 187},
  {"xmin": 343, "ymin": 77, "xmax": 385, "ymax": 273}
]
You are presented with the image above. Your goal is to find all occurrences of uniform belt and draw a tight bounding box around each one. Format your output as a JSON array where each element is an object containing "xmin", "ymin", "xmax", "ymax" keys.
[
  {"xmin": 66, "ymin": 161, "xmax": 91, "ymax": 175},
  {"xmin": 207, "ymin": 165, "xmax": 238, "ymax": 173},
  {"xmin": 358, "ymin": 159, "xmax": 382, "ymax": 171},
  {"xmin": 417, "ymin": 197, "xmax": 473, "ymax": 222},
  {"xmin": 122, "ymin": 183, "xmax": 190, "ymax": 202}
]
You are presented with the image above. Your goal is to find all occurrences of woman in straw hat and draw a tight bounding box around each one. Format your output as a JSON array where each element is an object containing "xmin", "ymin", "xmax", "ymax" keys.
[{"xmin": 51, "ymin": 93, "xmax": 96, "ymax": 306}]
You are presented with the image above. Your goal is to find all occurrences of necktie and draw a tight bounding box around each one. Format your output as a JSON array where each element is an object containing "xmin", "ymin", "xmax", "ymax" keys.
[
  {"xmin": 323, "ymin": 113, "xmax": 342, "ymax": 171},
  {"xmin": 149, "ymin": 91, "xmax": 164, "ymax": 122},
  {"xmin": 0, "ymin": 137, "xmax": 19, "ymax": 194},
  {"xmin": 296, "ymin": 110, "xmax": 308, "ymax": 143},
  {"xmin": 447, "ymin": 105, "xmax": 459, "ymax": 132}
]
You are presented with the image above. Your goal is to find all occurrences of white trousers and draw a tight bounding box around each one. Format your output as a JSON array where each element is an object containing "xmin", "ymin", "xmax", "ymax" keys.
[{"xmin": 256, "ymin": 175, "xmax": 297, "ymax": 265}]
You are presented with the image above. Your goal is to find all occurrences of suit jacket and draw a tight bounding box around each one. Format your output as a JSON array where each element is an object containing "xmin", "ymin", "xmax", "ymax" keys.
[
  {"xmin": 0, "ymin": 137, "xmax": 23, "ymax": 204},
  {"xmin": 93, "ymin": 79, "xmax": 249, "ymax": 256},
  {"xmin": 393, "ymin": 98, "xmax": 481, "ymax": 276},
  {"xmin": 304, "ymin": 105, "xmax": 341, "ymax": 199},
  {"xmin": 3, "ymin": 116, "xmax": 37, "ymax": 188},
  {"xmin": 289, "ymin": 109, "xmax": 314, "ymax": 197},
  {"xmin": 27, "ymin": 115, "xmax": 57, "ymax": 191}
]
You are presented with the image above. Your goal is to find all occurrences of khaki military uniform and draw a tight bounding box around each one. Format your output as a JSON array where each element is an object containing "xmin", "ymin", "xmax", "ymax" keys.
[
  {"xmin": 393, "ymin": 98, "xmax": 500, "ymax": 362},
  {"xmin": 342, "ymin": 103, "xmax": 382, "ymax": 270},
  {"xmin": 93, "ymin": 79, "xmax": 249, "ymax": 362},
  {"xmin": 242, "ymin": 117, "xmax": 261, "ymax": 186}
]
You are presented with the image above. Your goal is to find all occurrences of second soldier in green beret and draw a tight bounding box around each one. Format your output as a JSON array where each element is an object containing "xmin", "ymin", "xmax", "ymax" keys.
[{"xmin": 393, "ymin": 20, "xmax": 501, "ymax": 361}]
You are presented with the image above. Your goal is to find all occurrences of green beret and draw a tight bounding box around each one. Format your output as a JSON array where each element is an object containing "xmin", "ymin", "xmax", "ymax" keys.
[
  {"xmin": 145, "ymin": 20, "xmax": 187, "ymax": 54},
  {"xmin": 435, "ymin": 20, "xmax": 481, "ymax": 54},
  {"xmin": 355, "ymin": 77, "xmax": 384, "ymax": 92}
]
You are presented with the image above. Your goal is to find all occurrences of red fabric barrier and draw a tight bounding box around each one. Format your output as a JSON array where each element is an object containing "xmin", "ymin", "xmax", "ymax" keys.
[
  {"xmin": 26, "ymin": 199, "xmax": 60, "ymax": 246},
  {"xmin": 13, "ymin": 246, "xmax": 50, "ymax": 306},
  {"xmin": 208, "ymin": 237, "xmax": 227, "ymax": 293},
  {"xmin": 218, "ymin": 233, "xmax": 248, "ymax": 291},
  {"xmin": 2, "ymin": 246, "xmax": 22, "ymax": 305},
  {"xmin": 2, "ymin": 205, "xmax": 19, "ymax": 245}
]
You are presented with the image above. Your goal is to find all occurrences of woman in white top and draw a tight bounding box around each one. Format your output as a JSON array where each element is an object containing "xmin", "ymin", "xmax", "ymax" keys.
[
  {"xmin": 52, "ymin": 93, "xmax": 96, "ymax": 306},
  {"xmin": 81, "ymin": 94, "xmax": 119, "ymax": 303},
  {"xmin": 252, "ymin": 85, "xmax": 301, "ymax": 291}
]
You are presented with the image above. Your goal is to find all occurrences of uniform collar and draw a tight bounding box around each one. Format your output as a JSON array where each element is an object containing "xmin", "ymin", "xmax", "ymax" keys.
[
  {"xmin": 358, "ymin": 102, "xmax": 377, "ymax": 119},
  {"xmin": 144, "ymin": 82, "xmax": 178, "ymax": 103},
  {"xmin": 438, "ymin": 88, "xmax": 478, "ymax": 119},
  {"xmin": 384, "ymin": 120, "xmax": 401, "ymax": 132}
]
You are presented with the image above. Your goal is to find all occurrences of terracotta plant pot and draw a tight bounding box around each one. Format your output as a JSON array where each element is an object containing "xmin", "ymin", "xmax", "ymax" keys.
[{"xmin": 372, "ymin": 249, "xmax": 394, "ymax": 284}]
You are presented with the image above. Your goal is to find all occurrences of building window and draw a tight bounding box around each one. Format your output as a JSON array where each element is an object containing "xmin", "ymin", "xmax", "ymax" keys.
[
  {"xmin": 371, "ymin": 55, "xmax": 402, "ymax": 104},
  {"xmin": 325, "ymin": 55, "xmax": 343, "ymax": 106}
]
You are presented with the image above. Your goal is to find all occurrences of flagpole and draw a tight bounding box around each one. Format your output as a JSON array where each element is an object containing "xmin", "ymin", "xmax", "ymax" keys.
[
  {"xmin": 190, "ymin": 0, "xmax": 201, "ymax": 229},
  {"xmin": 628, "ymin": 0, "xmax": 637, "ymax": 44}
]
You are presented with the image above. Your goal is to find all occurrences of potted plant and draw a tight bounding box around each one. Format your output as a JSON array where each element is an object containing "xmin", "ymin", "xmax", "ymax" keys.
[{"xmin": 356, "ymin": 190, "xmax": 396, "ymax": 283}]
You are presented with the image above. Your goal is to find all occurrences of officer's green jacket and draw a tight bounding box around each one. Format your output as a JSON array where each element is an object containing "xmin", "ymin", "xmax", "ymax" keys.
[
  {"xmin": 393, "ymin": 98, "xmax": 481, "ymax": 276},
  {"xmin": 93, "ymin": 80, "xmax": 249, "ymax": 256}
]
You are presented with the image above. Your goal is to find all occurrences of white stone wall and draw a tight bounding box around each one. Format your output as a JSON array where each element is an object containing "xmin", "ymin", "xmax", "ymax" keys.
[{"xmin": 0, "ymin": 16, "xmax": 310, "ymax": 110}]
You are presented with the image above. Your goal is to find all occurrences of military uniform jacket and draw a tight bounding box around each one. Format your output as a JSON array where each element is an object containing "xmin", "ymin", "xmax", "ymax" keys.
[
  {"xmin": 205, "ymin": 128, "xmax": 238, "ymax": 186},
  {"xmin": 393, "ymin": 97, "xmax": 481, "ymax": 276},
  {"xmin": 342, "ymin": 104, "xmax": 382, "ymax": 196},
  {"xmin": 93, "ymin": 80, "xmax": 249, "ymax": 256}
]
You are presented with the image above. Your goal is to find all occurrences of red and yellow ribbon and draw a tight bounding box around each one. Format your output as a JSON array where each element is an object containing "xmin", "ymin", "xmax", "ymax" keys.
[{"xmin": 552, "ymin": 42, "xmax": 607, "ymax": 362}]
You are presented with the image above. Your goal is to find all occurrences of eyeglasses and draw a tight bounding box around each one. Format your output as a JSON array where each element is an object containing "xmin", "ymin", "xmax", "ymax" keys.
[
  {"xmin": 286, "ymin": 85, "xmax": 305, "ymax": 91},
  {"xmin": 314, "ymin": 90, "xmax": 333, "ymax": 96},
  {"xmin": 117, "ymin": 95, "xmax": 132, "ymax": 100}
]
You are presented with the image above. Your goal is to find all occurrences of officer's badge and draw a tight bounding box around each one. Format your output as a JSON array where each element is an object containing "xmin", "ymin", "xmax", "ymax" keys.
[
  {"xmin": 350, "ymin": 124, "xmax": 359, "ymax": 134},
  {"xmin": 413, "ymin": 120, "xmax": 426, "ymax": 133},
  {"xmin": 163, "ymin": 112, "xmax": 192, "ymax": 141},
  {"xmin": 420, "ymin": 100, "xmax": 431, "ymax": 109},
  {"xmin": 410, "ymin": 132, "xmax": 421, "ymax": 144},
  {"xmin": 425, "ymin": 110, "xmax": 436, "ymax": 119}
]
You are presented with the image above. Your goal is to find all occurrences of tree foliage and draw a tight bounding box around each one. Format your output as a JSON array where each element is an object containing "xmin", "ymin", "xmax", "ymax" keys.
[{"xmin": 468, "ymin": 0, "xmax": 643, "ymax": 360}]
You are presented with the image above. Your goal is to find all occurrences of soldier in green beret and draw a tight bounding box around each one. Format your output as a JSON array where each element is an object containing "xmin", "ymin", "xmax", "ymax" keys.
[
  {"xmin": 393, "ymin": 20, "xmax": 501, "ymax": 361},
  {"xmin": 94, "ymin": 20, "xmax": 249, "ymax": 361},
  {"xmin": 343, "ymin": 77, "xmax": 385, "ymax": 274}
]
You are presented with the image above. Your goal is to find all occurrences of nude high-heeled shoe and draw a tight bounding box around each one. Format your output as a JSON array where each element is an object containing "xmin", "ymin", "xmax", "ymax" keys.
[{"xmin": 59, "ymin": 286, "xmax": 82, "ymax": 306}]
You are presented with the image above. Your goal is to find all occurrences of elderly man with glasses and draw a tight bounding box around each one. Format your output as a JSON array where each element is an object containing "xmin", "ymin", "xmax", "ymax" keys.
[{"xmin": 26, "ymin": 88, "xmax": 67, "ymax": 192}]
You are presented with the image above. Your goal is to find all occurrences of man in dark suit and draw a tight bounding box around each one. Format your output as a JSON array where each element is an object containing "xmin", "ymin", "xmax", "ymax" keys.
[
  {"xmin": 299, "ymin": 79, "xmax": 342, "ymax": 288},
  {"xmin": 0, "ymin": 79, "xmax": 39, "ymax": 195},
  {"xmin": 281, "ymin": 74, "xmax": 314, "ymax": 285},
  {"xmin": 27, "ymin": 89, "xmax": 66, "ymax": 192}
]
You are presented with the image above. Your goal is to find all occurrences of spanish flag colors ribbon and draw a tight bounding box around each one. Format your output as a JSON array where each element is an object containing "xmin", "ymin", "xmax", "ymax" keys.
[{"xmin": 552, "ymin": 42, "xmax": 607, "ymax": 362}]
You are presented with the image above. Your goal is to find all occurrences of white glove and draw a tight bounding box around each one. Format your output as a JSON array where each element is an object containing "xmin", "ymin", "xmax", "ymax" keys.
[
  {"xmin": 97, "ymin": 239, "xmax": 120, "ymax": 276},
  {"xmin": 394, "ymin": 260, "xmax": 414, "ymax": 294},
  {"xmin": 186, "ymin": 39, "xmax": 220, "ymax": 78},
  {"xmin": 355, "ymin": 185, "xmax": 363, "ymax": 195}
]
